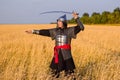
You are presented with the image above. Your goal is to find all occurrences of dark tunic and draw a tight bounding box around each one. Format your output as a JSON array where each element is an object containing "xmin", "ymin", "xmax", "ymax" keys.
[{"xmin": 33, "ymin": 18, "xmax": 84, "ymax": 73}]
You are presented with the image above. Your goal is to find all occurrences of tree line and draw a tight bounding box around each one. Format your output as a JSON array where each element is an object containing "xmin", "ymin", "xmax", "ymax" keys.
[{"xmin": 68, "ymin": 7, "xmax": 120, "ymax": 24}]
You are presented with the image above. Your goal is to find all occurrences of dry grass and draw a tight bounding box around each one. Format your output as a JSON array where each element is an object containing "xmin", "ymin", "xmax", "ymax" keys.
[{"xmin": 0, "ymin": 24, "xmax": 120, "ymax": 80}]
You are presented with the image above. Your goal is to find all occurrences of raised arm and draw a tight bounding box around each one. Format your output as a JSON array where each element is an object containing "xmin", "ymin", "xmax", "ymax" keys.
[
  {"xmin": 74, "ymin": 17, "xmax": 84, "ymax": 34},
  {"xmin": 72, "ymin": 12, "xmax": 84, "ymax": 34}
]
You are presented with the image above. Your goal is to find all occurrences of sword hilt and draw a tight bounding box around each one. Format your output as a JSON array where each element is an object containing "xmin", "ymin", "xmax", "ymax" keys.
[{"xmin": 72, "ymin": 11, "xmax": 79, "ymax": 15}]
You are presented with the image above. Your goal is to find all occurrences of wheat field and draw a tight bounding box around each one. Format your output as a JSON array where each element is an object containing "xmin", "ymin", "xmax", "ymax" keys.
[{"xmin": 0, "ymin": 24, "xmax": 120, "ymax": 80}]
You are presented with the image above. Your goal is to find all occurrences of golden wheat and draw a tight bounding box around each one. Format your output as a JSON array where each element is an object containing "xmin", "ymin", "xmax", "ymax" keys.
[{"xmin": 0, "ymin": 24, "xmax": 120, "ymax": 80}]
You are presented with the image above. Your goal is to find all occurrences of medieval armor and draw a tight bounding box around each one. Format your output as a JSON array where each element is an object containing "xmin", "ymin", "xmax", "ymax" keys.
[
  {"xmin": 31, "ymin": 17, "xmax": 84, "ymax": 78},
  {"xmin": 55, "ymin": 35, "xmax": 68, "ymax": 46}
]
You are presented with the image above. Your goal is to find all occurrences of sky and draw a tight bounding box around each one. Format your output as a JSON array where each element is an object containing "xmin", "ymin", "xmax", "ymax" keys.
[{"xmin": 0, "ymin": 0, "xmax": 120, "ymax": 24}]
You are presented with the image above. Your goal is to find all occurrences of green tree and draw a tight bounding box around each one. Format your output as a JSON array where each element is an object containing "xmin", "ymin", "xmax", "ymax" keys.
[
  {"xmin": 101, "ymin": 11, "xmax": 110, "ymax": 24},
  {"xmin": 91, "ymin": 12, "xmax": 101, "ymax": 24},
  {"xmin": 107, "ymin": 13, "xmax": 114, "ymax": 24},
  {"xmin": 69, "ymin": 7, "xmax": 120, "ymax": 24},
  {"xmin": 113, "ymin": 7, "xmax": 120, "ymax": 23},
  {"xmin": 80, "ymin": 13, "xmax": 91, "ymax": 24}
]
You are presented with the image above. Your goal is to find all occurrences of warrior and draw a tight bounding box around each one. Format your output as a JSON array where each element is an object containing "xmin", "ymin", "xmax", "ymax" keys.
[{"xmin": 25, "ymin": 12, "xmax": 84, "ymax": 79}]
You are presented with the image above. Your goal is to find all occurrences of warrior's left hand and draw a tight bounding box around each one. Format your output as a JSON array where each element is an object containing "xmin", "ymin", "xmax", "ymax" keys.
[
  {"xmin": 72, "ymin": 12, "xmax": 79, "ymax": 19},
  {"xmin": 25, "ymin": 30, "xmax": 32, "ymax": 34}
]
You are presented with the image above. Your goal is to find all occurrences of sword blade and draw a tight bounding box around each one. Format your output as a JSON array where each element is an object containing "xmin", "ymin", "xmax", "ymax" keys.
[{"xmin": 40, "ymin": 11, "xmax": 73, "ymax": 15}]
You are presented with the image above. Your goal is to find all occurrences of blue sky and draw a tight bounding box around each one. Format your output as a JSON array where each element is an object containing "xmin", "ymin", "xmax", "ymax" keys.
[{"xmin": 0, "ymin": 0, "xmax": 120, "ymax": 24}]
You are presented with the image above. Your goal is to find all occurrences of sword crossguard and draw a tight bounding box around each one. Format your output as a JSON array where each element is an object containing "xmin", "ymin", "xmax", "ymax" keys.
[{"xmin": 72, "ymin": 11, "xmax": 79, "ymax": 15}]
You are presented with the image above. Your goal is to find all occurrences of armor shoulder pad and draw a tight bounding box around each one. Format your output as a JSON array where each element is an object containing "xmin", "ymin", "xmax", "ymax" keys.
[
  {"xmin": 49, "ymin": 28, "xmax": 57, "ymax": 40},
  {"xmin": 67, "ymin": 27, "xmax": 76, "ymax": 39}
]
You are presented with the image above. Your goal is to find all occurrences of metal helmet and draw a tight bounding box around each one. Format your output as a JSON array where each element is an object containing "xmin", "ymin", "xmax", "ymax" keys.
[{"xmin": 57, "ymin": 14, "xmax": 68, "ymax": 28}]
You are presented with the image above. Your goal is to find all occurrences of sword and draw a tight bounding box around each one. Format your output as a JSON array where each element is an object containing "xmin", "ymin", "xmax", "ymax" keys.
[{"xmin": 40, "ymin": 11, "xmax": 79, "ymax": 15}]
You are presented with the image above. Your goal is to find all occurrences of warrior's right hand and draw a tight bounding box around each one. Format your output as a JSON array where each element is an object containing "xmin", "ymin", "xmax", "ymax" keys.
[
  {"xmin": 25, "ymin": 30, "xmax": 32, "ymax": 34},
  {"xmin": 72, "ymin": 12, "xmax": 79, "ymax": 19}
]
